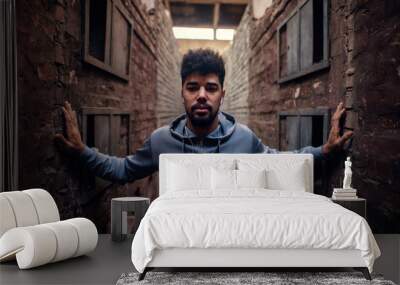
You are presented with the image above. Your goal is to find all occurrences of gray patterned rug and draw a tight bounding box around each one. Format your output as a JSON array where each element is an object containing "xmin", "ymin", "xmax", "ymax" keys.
[{"xmin": 116, "ymin": 271, "xmax": 396, "ymax": 285}]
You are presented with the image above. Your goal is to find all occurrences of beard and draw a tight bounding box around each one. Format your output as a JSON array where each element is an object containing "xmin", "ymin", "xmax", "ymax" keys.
[{"xmin": 186, "ymin": 103, "xmax": 219, "ymax": 128}]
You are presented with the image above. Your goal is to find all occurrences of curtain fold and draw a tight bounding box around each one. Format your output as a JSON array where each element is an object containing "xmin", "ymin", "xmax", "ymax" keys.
[{"xmin": 1, "ymin": 0, "xmax": 18, "ymax": 192}]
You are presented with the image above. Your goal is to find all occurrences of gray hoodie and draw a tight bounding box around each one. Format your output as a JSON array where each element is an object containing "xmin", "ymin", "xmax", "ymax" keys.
[{"xmin": 79, "ymin": 112, "xmax": 325, "ymax": 184}]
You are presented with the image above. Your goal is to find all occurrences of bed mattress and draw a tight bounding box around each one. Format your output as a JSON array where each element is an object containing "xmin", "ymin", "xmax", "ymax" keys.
[{"xmin": 131, "ymin": 190, "xmax": 380, "ymax": 273}]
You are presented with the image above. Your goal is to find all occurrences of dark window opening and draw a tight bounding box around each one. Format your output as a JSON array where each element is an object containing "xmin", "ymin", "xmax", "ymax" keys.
[
  {"xmin": 312, "ymin": 115, "xmax": 324, "ymax": 147},
  {"xmin": 88, "ymin": 0, "xmax": 107, "ymax": 61},
  {"xmin": 86, "ymin": 114, "xmax": 95, "ymax": 148},
  {"xmin": 279, "ymin": 24, "xmax": 288, "ymax": 77},
  {"xmin": 313, "ymin": 0, "xmax": 324, "ymax": 63}
]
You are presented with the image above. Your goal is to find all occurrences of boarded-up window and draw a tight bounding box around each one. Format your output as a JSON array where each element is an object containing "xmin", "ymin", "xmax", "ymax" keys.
[
  {"xmin": 278, "ymin": 108, "xmax": 330, "ymax": 195},
  {"xmin": 111, "ymin": 7, "xmax": 131, "ymax": 76},
  {"xmin": 82, "ymin": 108, "xmax": 131, "ymax": 157},
  {"xmin": 279, "ymin": 110, "xmax": 329, "ymax": 151},
  {"xmin": 81, "ymin": 107, "xmax": 131, "ymax": 195},
  {"xmin": 277, "ymin": 0, "xmax": 329, "ymax": 83},
  {"xmin": 286, "ymin": 13, "xmax": 299, "ymax": 75},
  {"xmin": 84, "ymin": 0, "xmax": 132, "ymax": 80}
]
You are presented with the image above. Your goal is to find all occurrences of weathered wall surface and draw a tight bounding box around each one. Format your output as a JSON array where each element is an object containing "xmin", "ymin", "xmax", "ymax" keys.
[
  {"xmin": 350, "ymin": 0, "xmax": 400, "ymax": 233},
  {"xmin": 17, "ymin": 0, "xmax": 181, "ymax": 233},
  {"xmin": 248, "ymin": 0, "xmax": 337, "ymax": 151},
  {"xmin": 155, "ymin": 3, "xmax": 183, "ymax": 127},
  {"xmin": 222, "ymin": 6, "xmax": 251, "ymax": 125},
  {"xmin": 226, "ymin": 0, "xmax": 399, "ymax": 233}
]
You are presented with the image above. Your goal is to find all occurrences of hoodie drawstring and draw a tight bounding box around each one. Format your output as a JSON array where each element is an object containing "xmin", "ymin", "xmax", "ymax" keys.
[
  {"xmin": 181, "ymin": 126, "xmax": 221, "ymax": 153},
  {"xmin": 182, "ymin": 138, "xmax": 186, "ymax": 153}
]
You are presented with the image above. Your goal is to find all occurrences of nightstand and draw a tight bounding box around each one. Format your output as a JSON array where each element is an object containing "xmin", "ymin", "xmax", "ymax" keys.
[
  {"xmin": 111, "ymin": 197, "xmax": 150, "ymax": 242},
  {"xmin": 331, "ymin": 198, "xmax": 366, "ymax": 219}
]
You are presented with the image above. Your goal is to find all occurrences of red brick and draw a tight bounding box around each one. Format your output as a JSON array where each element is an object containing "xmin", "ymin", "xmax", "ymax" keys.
[
  {"xmin": 37, "ymin": 63, "xmax": 57, "ymax": 81},
  {"xmin": 54, "ymin": 4, "xmax": 65, "ymax": 23}
]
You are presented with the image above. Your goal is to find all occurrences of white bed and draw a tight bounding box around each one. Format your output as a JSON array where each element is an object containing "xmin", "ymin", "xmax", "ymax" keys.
[{"xmin": 131, "ymin": 154, "xmax": 380, "ymax": 280}]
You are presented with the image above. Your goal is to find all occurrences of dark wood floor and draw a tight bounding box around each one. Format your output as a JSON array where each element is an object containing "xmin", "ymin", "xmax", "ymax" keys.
[
  {"xmin": 1, "ymin": 234, "xmax": 398, "ymax": 285},
  {"xmin": 0, "ymin": 235, "xmax": 134, "ymax": 285}
]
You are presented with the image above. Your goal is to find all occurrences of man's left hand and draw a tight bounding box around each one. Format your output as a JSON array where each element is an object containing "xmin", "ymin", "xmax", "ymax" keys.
[{"xmin": 322, "ymin": 102, "xmax": 354, "ymax": 155}]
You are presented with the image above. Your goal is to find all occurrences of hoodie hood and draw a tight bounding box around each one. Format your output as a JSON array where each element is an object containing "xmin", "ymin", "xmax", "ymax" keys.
[
  {"xmin": 169, "ymin": 111, "xmax": 237, "ymax": 153},
  {"xmin": 170, "ymin": 111, "xmax": 236, "ymax": 141}
]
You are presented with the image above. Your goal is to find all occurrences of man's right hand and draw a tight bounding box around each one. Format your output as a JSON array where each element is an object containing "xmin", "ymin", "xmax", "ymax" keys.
[{"xmin": 54, "ymin": 101, "xmax": 85, "ymax": 154}]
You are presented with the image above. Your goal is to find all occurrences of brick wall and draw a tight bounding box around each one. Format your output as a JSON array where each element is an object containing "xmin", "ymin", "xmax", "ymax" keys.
[
  {"xmin": 16, "ymin": 0, "xmax": 181, "ymax": 233},
  {"xmin": 226, "ymin": 0, "xmax": 400, "ymax": 233},
  {"xmin": 222, "ymin": 6, "xmax": 251, "ymax": 125},
  {"xmin": 350, "ymin": 0, "xmax": 400, "ymax": 233},
  {"xmin": 154, "ymin": 3, "xmax": 183, "ymax": 127}
]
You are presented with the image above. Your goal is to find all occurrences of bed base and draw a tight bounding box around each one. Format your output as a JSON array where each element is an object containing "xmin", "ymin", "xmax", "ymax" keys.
[
  {"xmin": 138, "ymin": 266, "xmax": 371, "ymax": 281},
  {"xmin": 138, "ymin": 248, "xmax": 372, "ymax": 281}
]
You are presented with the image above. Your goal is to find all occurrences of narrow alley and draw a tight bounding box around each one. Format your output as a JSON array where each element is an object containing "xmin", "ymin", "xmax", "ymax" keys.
[{"xmin": 1, "ymin": 0, "xmax": 400, "ymax": 284}]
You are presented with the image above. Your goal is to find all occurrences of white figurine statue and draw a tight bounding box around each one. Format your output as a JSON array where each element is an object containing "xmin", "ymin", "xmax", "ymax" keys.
[{"xmin": 342, "ymin": 157, "xmax": 353, "ymax": 189}]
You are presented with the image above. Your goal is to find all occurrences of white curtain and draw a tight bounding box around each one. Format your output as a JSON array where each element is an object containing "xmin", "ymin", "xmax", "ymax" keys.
[{"xmin": 0, "ymin": 0, "xmax": 18, "ymax": 192}]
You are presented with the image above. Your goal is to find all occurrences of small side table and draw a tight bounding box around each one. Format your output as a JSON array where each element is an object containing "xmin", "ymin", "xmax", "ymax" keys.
[
  {"xmin": 111, "ymin": 197, "xmax": 150, "ymax": 242},
  {"xmin": 331, "ymin": 197, "xmax": 366, "ymax": 219}
]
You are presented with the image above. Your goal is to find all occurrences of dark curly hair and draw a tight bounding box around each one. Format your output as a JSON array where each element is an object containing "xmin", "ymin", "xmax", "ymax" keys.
[{"xmin": 180, "ymin": 48, "xmax": 225, "ymax": 87}]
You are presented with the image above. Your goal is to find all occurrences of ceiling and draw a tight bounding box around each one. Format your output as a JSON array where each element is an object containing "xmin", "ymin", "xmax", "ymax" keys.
[{"xmin": 165, "ymin": 0, "xmax": 248, "ymax": 29}]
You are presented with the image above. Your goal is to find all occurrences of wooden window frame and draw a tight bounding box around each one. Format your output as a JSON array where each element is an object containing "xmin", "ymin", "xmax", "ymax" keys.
[
  {"xmin": 278, "ymin": 107, "xmax": 330, "ymax": 151},
  {"xmin": 84, "ymin": 0, "xmax": 133, "ymax": 81},
  {"xmin": 277, "ymin": 0, "xmax": 329, "ymax": 84},
  {"xmin": 80, "ymin": 107, "xmax": 131, "ymax": 156},
  {"xmin": 278, "ymin": 107, "xmax": 330, "ymax": 196}
]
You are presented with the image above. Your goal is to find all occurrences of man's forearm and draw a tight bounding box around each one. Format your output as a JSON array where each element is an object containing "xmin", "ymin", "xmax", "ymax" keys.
[
  {"xmin": 78, "ymin": 137, "xmax": 157, "ymax": 184},
  {"xmin": 294, "ymin": 145, "xmax": 325, "ymax": 161},
  {"xmin": 79, "ymin": 146, "xmax": 129, "ymax": 184}
]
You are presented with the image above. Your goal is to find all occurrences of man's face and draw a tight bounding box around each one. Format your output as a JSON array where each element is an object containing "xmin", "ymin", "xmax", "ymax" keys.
[{"xmin": 182, "ymin": 73, "xmax": 224, "ymax": 128}]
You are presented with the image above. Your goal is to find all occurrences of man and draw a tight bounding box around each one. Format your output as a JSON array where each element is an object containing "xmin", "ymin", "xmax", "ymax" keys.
[{"xmin": 55, "ymin": 49, "xmax": 353, "ymax": 184}]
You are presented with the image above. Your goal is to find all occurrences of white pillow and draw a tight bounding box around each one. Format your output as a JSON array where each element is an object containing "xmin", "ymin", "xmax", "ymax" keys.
[
  {"xmin": 237, "ymin": 159, "xmax": 307, "ymax": 191},
  {"xmin": 167, "ymin": 163, "xmax": 211, "ymax": 191},
  {"xmin": 167, "ymin": 159, "xmax": 236, "ymax": 192},
  {"xmin": 211, "ymin": 169, "xmax": 268, "ymax": 190},
  {"xmin": 236, "ymin": 169, "xmax": 267, "ymax": 189},
  {"xmin": 211, "ymin": 168, "xmax": 236, "ymax": 190},
  {"xmin": 266, "ymin": 163, "xmax": 306, "ymax": 191}
]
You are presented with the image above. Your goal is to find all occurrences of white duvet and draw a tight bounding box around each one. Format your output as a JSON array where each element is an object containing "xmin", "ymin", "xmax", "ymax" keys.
[{"xmin": 131, "ymin": 190, "xmax": 380, "ymax": 273}]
